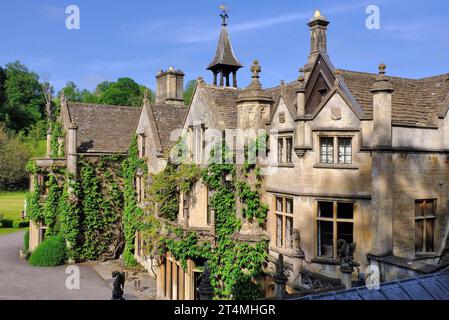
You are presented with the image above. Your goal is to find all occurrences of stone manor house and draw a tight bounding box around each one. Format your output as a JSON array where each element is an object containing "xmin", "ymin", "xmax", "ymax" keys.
[{"xmin": 29, "ymin": 10, "xmax": 449, "ymax": 299}]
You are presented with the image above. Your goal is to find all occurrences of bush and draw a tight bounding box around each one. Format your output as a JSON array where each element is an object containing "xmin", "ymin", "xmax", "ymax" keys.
[
  {"xmin": 28, "ymin": 235, "xmax": 67, "ymax": 267},
  {"xmin": 23, "ymin": 229, "xmax": 29, "ymax": 250},
  {"xmin": 13, "ymin": 220, "xmax": 29, "ymax": 228},
  {"xmin": 1, "ymin": 219, "xmax": 13, "ymax": 228}
]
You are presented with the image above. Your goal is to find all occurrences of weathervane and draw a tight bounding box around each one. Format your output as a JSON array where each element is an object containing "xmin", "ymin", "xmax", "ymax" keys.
[{"xmin": 220, "ymin": 4, "xmax": 229, "ymax": 26}]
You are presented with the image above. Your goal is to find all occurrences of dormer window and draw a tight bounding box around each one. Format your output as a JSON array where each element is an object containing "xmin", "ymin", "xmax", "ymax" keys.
[{"xmin": 318, "ymin": 88, "xmax": 328, "ymax": 102}]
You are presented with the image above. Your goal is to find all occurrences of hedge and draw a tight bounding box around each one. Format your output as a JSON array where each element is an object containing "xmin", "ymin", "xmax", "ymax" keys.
[
  {"xmin": 28, "ymin": 235, "xmax": 67, "ymax": 267},
  {"xmin": 1, "ymin": 219, "xmax": 13, "ymax": 228},
  {"xmin": 0, "ymin": 219, "xmax": 29, "ymax": 228}
]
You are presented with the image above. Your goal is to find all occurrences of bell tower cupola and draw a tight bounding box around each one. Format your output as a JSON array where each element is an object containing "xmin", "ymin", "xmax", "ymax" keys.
[{"xmin": 207, "ymin": 5, "xmax": 243, "ymax": 88}]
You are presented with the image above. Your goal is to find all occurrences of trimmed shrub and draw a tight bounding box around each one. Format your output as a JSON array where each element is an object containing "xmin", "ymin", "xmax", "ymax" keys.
[
  {"xmin": 23, "ymin": 229, "xmax": 29, "ymax": 251},
  {"xmin": 13, "ymin": 220, "xmax": 29, "ymax": 228},
  {"xmin": 1, "ymin": 219, "xmax": 13, "ymax": 228},
  {"xmin": 28, "ymin": 235, "xmax": 67, "ymax": 267}
]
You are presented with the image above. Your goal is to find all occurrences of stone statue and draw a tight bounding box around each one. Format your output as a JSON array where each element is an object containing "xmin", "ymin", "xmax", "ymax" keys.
[
  {"xmin": 292, "ymin": 228, "xmax": 305, "ymax": 258},
  {"xmin": 111, "ymin": 271, "xmax": 126, "ymax": 300},
  {"xmin": 337, "ymin": 239, "xmax": 360, "ymax": 273},
  {"xmin": 197, "ymin": 262, "xmax": 214, "ymax": 300},
  {"xmin": 273, "ymin": 254, "xmax": 288, "ymax": 300}
]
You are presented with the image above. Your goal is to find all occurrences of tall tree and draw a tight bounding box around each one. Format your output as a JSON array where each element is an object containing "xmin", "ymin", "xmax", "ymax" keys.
[
  {"xmin": 4, "ymin": 61, "xmax": 45, "ymax": 132},
  {"xmin": 98, "ymin": 77, "xmax": 141, "ymax": 106},
  {"xmin": 0, "ymin": 66, "xmax": 6, "ymax": 122},
  {"xmin": 183, "ymin": 80, "xmax": 196, "ymax": 106},
  {"xmin": 59, "ymin": 81, "xmax": 82, "ymax": 102}
]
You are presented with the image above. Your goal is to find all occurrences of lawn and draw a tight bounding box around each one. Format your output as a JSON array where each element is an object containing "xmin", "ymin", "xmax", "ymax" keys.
[{"xmin": 0, "ymin": 191, "xmax": 28, "ymax": 235}]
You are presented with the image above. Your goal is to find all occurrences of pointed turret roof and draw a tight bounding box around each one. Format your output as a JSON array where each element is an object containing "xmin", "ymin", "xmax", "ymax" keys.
[{"xmin": 207, "ymin": 24, "xmax": 242, "ymax": 70}]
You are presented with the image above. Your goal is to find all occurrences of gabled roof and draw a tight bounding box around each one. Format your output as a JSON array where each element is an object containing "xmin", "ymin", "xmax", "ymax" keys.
[
  {"xmin": 338, "ymin": 70, "xmax": 449, "ymax": 127},
  {"xmin": 199, "ymin": 82, "xmax": 241, "ymax": 129},
  {"xmin": 207, "ymin": 26, "xmax": 243, "ymax": 70},
  {"xmin": 150, "ymin": 102, "xmax": 188, "ymax": 153},
  {"xmin": 296, "ymin": 271, "xmax": 449, "ymax": 300},
  {"xmin": 64, "ymin": 102, "xmax": 141, "ymax": 154}
]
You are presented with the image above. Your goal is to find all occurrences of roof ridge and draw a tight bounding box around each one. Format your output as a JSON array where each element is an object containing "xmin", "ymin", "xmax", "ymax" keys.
[{"xmin": 69, "ymin": 102, "xmax": 141, "ymax": 110}]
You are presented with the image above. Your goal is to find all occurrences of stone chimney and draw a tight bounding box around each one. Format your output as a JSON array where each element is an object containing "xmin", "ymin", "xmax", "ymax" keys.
[
  {"xmin": 155, "ymin": 67, "xmax": 184, "ymax": 106},
  {"xmin": 371, "ymin": 63, "xmax": 394, "ymax": 148},
  {"xmin": 294, "ymin": 69, "xmax": 307, "ymax": 158},
  {"xmin": 46, "ymin": 127, "xmax": 52, "ymax": 158},
  {"xmin": 305, "ymin": 10, "xmax": 330, "ymax": 80},
  {"xmin": 371, "ymin": 64, "xmax": 394, "ymax": 257}
]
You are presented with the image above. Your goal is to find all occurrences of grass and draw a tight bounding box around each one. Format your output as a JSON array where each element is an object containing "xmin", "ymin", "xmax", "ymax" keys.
[{"xmin": 0, "ymin": 191, "xmax": 28, "ymax": 235}]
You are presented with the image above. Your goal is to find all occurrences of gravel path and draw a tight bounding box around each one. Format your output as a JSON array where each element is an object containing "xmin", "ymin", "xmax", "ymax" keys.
[{"xmin": 0, "ymin": 231, "xmax": 137, "ymax": 300}]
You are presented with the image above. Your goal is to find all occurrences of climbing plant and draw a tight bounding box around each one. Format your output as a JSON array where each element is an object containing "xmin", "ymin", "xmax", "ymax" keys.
[
  {"xmin": 50, "ymin": 121, "xmax": 64, "ymax": 158},
  {"xmin": 122, "ymin": 136, "xmax": 145, "ymax": 267},
  {"xmin": 140, "ymin": 142, "xmax": 268, "ymax": 299},
  {"xmin": 43, "ymin": 175, "xmax": 61, "ymax": 237}
]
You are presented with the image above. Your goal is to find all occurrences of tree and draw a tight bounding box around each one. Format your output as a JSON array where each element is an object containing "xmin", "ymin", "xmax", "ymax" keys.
[
  {"xmin": 0, "ymin": 67, "xmax": 6, "ymax": 122},
  {"xmin": 183, "ymin": 80, "xmax": 196, "ymax": 106},
  {"xmin": 59, "ymin": 81, "xmax": 82, "ymax": 102},
  {"xmin": 80, "ymin": 89, "xmax": 98, "ymax": 104},
  {"xmin": 98, "ymin": 77, "xmax": 141, "ymax": 107},
  {"xmin": 4, "ymin": 61, "xmax": 45, "ymax": 132},
  {"xmin": 0, "ymin": 124, "xmax": 31, "ymax": 190}
]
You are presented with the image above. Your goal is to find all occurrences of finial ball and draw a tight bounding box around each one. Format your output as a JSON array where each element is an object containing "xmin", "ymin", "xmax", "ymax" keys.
[{"xmin": 378, "ymin": 63, "xmax": 386, "ymax": 75}]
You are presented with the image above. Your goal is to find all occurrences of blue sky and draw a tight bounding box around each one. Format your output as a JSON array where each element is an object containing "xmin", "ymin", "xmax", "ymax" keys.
[{"xmin": 1, "ymin": 0, "xmax": 448, "ymax": 92}]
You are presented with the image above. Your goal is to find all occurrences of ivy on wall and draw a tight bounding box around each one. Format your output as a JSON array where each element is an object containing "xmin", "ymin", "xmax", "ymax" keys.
[
  {"xmin": 141, "ymin": 142, "xmax": 268, "ymax": 300},
  {"xmin": 122, "ymin": 136, "xmax": 145, "ymax": 267},
  {"xmin": 43, "ymin": 175, "xmax": 61, "ymax": 237},
  {"xmin": 50, "ymin": 121, "xmax": 65, "ymax": 158}
]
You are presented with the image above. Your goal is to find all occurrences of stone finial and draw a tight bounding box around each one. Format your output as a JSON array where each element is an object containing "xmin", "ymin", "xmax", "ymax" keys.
[
  {"xmin": 314, "ymin": 9, "xmax": 322, "ymax": 18},
  {"xmin": 298, "ymin": 68, "xmax": 305, "ymax": 83},
  {"xmin": 143, "ymin": 89, "xmax": 149, "ymax": 103},
  {"xmin": 371, "ymin": 63, "xmax": 394, "ymax": 93},
  {"xmin": 378, "ymin": 63, "xmax": 386, "ymax": 76},
  {"xmin": 198, "ymin": 262, "xmax": 214, "ymax": 300},
  {"xmin": 197, "ymin": 76, "xmax": 204, "ymax": 83},
  {"xmin": 60, "ymin": 92, "xmax": 66, "ymax": 102},
  {"xmin": 251, "ymin": 60, "xmax": 261, "ymax": 79}
]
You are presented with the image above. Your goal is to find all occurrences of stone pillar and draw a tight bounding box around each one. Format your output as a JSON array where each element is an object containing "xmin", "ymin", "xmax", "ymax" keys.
[
  {"xmin": 304, "ymin": 10, "xmax": 330, "ymax": 81},
  {"xmin": 340, "ymin": 267, "xmax": 353, "ymax": 289},
  {"xmin": 57, "ymin": 137, "xmax": 64, "ymax": 157},
  {"xmin": 67, "ymin": 122, "xmax": 78, "ymax": 178},
  {"xmin": 198, "ymin": 263, "xmax": 214, "ymax": 300},
  {"xmin": 273, "ymin": 254, "xmax": 288, "ymax": 300},
  {"xmin": 232, "ymin": 70, "xmax": 237, "ymax": 88},
  {"xmin": 371, "ymin": 64, "xmax": 394, "ymax": 256},
  {"xmin": 295, "ymin": 70, "xmax": 307, "ymax": 158},
  {"xmin": 46, "ymin": 127, "xmax": 52, "ymax": 158},
  {"xmin": 156, "ymin": 257, "xmax": 166, "ymax": 299}
]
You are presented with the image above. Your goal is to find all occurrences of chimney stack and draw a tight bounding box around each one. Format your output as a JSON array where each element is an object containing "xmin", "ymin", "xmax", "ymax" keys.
[
  {"xmin": 304, "ymin": 10, "xmax": 330, "ymax": 80},
  {"xmin": 156, "ymin": 67, "xmax": 185, "ymax": 106},
  {"xmin": 371, "ymin": 63, "xmax": 394, "ymax": 148}
]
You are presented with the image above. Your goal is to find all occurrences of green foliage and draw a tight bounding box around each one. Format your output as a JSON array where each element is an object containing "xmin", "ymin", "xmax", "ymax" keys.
[
  {"xmin": 59, "ymin": 81, "xmax": 82, "ymax": 102},
  {"xmin": 28, "ymin": 235, "xmax": 67, "ymax": 267},
  {"xmin": 1, "ymin": 219, "xmax": 13, "ymax": 228},
  {"xmin": 236, "ymin": 181, "xmax": 268, "ymax": 224},
  {"xmin": 58, "ymin": 177, "xmax": 80, "ymax": 260},
  {"xmin": 3, "ymin": 61, "xmax": 45, "ymax": 132},
  {"xmin": 183, "ymin": 80, "xmax": 196, "ymax": 106},
  {"xmin": 98, "ymin": 77, "xmax": 143, "ymax": 107},
  {"xmin": 0, "ymin": 125, "xmax": 32, "ymax": 190},
  {"xmin": 122, "ymin": 136, "xmax": 145, "ymax": 266},
  {"xmin": 79, "ymin": 160, "xmax": 121, "ymax": 260},
  {"xmin": 141, "ymin": 142, "xmax": 267, "ymax": 299},
  {"xmin": 12, "ymin": 220, "xmax": 29, "ymax": 228},
  {"xmin": 26, "ymin": 179, "xmax": 43, "ymax": 222},
  {"xmin": 43, "ymin": 175, "xmax": 61, "ymax": 237}
]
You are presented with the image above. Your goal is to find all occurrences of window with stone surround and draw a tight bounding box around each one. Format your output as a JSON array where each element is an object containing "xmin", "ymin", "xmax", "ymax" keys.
[
  {"xmin": 182, "ymin": 192, "xmax": 190, "ymax": 221},
  {"xmin": 275, "ymin": 196, "xmax": 294, "ymax": 250},
  {"xmin": 277, "ymin": 136, "xmax": 293, "ymax": 164},
  {"xmin": 317, "ymin": 201, "xmax": 354, "ymax": 258},
  {"xmin": 189, "ymin": 125, "xmax": 205, "ymax": 164},
  {"xmin": 319, "ymin": 136, "xmax": 353, "ymax": 165},
  {"xmin": 415, "ymin": 199, "xmax": 436, "ymax": 253}
]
